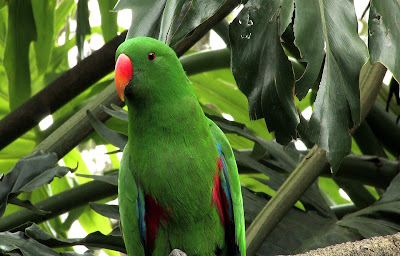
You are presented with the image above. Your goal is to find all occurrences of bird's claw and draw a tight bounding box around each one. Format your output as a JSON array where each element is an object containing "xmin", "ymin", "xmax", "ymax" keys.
[{"xmin": 169, "ymin": 249, "xmax": 187, "ymax": 256}]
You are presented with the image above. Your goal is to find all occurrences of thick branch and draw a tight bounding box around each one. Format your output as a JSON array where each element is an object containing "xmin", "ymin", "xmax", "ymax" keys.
[
  {"xmin": 0, "ymin": 31, "xmax": 127, "ymax": 150},
  {"xmin": 0, "ymin": 180, "xmax": 117, "ymax": 232}
]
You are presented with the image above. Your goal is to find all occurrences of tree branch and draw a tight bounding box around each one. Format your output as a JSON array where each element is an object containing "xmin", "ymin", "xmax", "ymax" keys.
[
  {"xmin": 0, "ymin": 180, "xmax": 117, "ymax": 232},
  {"xmin": 0, "ymin": 31, "xmax": 128, "ymax": 150}
]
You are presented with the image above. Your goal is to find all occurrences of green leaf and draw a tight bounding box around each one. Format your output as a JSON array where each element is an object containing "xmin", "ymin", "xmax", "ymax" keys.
[
  {"xmin": 306, "ymin": 0, "xmax": 368, "ymax": 172},
  {"xmin": 87, "ymin": 110, "xmax": 128, "ymax": 149},
  {"xmin": 3, "ymin": 0, "xmax": 37, "ymax": 110},
  {"xmin": 229, "ymin": 0, "xmax": 299, "ymax": 145},
  {"xmin": 369, "ymin": 0, "xmax": 400, "ymax": 82},
  {"xmin": 76, "ymin": 0, "xmax": 91, "ymax": 60},
  {"xmin": 0, "ymin": 152, "xmax": 72, "ymax": 217},
  {"xmin": 0, "ymin": 230, "xmax": 59, "ymax": 256},
  {"xmin": 98, "ymin": 0, "xmax": 118, "ymax": 42},
  {"xmin": 169, "ymin": 0, "xmax": 228, "ymax": 46},
  {"xmin": 55, "ymin": 0, "xmax": 75, "ymax": 35},
  {"xmin": 158, "ymin": 0, "xmax": 188, "ymax": 44},
  {"xmin": 280, "ymin": 0, "xmax": 294, "ymax": 35},
  {"xmin": 89, "ymin": 202, "xmax": 120, "ymax": 220},
  {"xmin": 0, "ymin": 0, "xmax": 6, "ymax": 10},
  {"xmin": 32, "ymin": 0, "xmax": 56, "ymax": 74},
  {"xmin": 76, "ymin": 174, "xmax": 118, "ymax": 186},
  {"xmin": 293, "ymin": 0, "xmax": 325, "ymax": 99},
  {"xmin": 25, "ymin": 223, "xmax": 125, "ymax": 253}
]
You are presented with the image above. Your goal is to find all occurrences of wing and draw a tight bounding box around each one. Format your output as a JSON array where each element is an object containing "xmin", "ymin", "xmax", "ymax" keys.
[
  {"xmin": 119, "ymin": 144, "xmax": 146, "ymax": 256},
  {"xmin": 208, "ymin": 118, "xmax": 246, "ymax": 256}
]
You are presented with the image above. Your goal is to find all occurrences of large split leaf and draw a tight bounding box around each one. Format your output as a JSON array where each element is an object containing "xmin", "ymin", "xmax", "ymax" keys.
[
  {"xmin": 229, "ymin": 0, "xmax": 299, "ymax": 145},
  {"xmin": 369, "ymin": 0, "xmax": 400, "ymax": 82},
  {"xmin": 305, "ymin": 0, "xmax": 368, "ymax": 172},
  {"xmin": 3, "ymin": 0, "xmax": 37, "ymax": 110}
]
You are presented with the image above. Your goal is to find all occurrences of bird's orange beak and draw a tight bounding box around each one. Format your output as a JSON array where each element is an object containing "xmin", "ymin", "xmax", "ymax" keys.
[{"xmin": 115, "ymin": 53, "xmax": 133, "ymax": 101}]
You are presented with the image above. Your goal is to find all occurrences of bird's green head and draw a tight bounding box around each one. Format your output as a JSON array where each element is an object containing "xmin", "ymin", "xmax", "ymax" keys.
[{"xmin": 114, "ymin": 37, "xmax": 187, "ymax": 103}]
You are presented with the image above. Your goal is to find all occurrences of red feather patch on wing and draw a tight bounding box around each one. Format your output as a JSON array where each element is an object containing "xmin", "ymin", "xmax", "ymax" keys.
[
  {"xmin": 145, "ymin": 195, "xmax": 171, "ymax": 252},
  {"xmin": 212, "ymin": 169, "xmax": 226, "ymax": 225},
  {"xmin": 212, "ymin": 157, "xmax": 231, "ymax": 226}
]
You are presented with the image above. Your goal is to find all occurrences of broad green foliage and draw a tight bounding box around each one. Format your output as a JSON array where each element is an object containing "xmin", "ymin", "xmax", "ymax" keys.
[
  {"xmin": 1, "ymin": 0, "xmax": 400, "ymax": 255},
  {"xmin": 32, "ymin": 0, "xmax": 56, "ymax": 75},
  {"xmin": 369, "ymin": 0, "xmax": 400, "ymax": 81},
  {"xmin": 305, "ymin": 0, "xmax": 368, "ymax": 173},
  {"xmin": 230, "ymin": 0, "xmax": 299, "ymax": 145},
  {"xmin": 4, "ymin": 0, "xmax": 37, "ymax": 110}
]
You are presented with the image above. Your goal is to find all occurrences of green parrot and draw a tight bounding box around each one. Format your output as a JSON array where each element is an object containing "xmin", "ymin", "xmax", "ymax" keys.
[{"xmin": 114, "ymin": 37, "xmax": 246, "ymax": 256}]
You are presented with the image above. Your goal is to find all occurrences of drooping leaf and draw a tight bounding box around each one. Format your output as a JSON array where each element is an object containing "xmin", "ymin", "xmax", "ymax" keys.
[
  {"xmin": 101, "ymin": 105, "xmax": 128, "ymax": 122},
  {"xmin": 0, "ymin": 230, "xmax": 59, "ymax": 256},
  {"xmin": 89, "ymin": 203, "xmax": 120, "ymax": 220},
  {"xmin": 293, "ymin": 0, "xmax": 325, "ymax": 99},
  {"xmin": 279, "ymin": 0, "xmax": 294, "ymax": 35},
  {"xmin": 31, "ymin": 0, "xmax": 56, "ymax": 74},
  {"xmin": 25, "ymin": 223, "xmax": 125, "ymax": 253},
  {"xmin": 3, "ymin": 0, "xmax": 37, "ymax": 110},
  {"xmin": 306, "ymin": 0, "xmax": 368, "ymax": 172},
  {"xmin": 369, "ymin": 0, "xmax": 400, "ymax": 82},
  {"xmin": 8, "ymin": 198, "xmax": 50, "ymax": 215},
  {"xmin": 0, "ymin": 152, "xmax": 72, "ymax": 217},
  {"xmin": 87, "ymin": 110, "xmax": 128, "ymax": 149},
  {"xmin": 229, "ymin": 0, "xmax": 299, "ymax": 145},
  {"xmin": 76, "ymin": 174, "xmax": 118, "ymax": 186},
  {"xmin": 76, "ymin": 0, "xmax": 91, "ymax": 60},
  {"xmin": 98, "ymin": 0, "xmax": 118, "ymax": 42}
]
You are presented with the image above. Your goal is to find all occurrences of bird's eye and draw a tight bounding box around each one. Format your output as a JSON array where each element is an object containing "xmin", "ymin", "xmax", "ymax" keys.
[{"xmin": 148, "ymin": 52, "xmax": 156, "ymax": 62}]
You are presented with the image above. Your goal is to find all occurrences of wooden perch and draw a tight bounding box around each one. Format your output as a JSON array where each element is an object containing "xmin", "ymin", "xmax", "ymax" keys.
[{"xmin": 291, "ymin": 232, "xmax": 400, "ymax": 256}]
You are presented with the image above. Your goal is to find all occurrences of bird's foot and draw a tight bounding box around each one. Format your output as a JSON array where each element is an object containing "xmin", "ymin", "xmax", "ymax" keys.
[{"xmin": 169, "ymin": 249, "xmax": 187, "ymax": 256}]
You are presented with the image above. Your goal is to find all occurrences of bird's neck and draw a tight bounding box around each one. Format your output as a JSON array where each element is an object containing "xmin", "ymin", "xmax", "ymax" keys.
[{"xmin": 127, "ymin": 95, "xmax": 208, "ymax": 147}]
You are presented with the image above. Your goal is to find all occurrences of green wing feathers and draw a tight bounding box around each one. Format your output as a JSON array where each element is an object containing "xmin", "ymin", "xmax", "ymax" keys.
[
  {"xmin": 119, "ymin": 144, "xmax": 145, "ymax": 256},
  {"xmin": 208, "ymin": 118, "xmax": 246, "ymax": 256}
]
